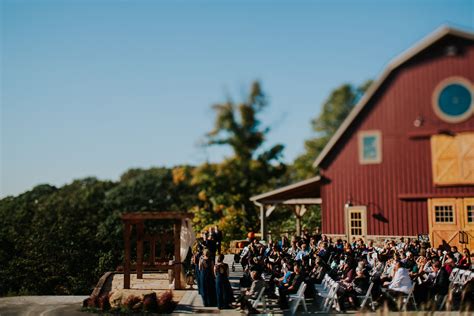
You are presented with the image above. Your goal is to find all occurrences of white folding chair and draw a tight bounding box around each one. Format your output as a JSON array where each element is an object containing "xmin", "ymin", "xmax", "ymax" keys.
[
  {"xmin": 289, "ymin": 282, "xmax": 307, "ymax": 315},
  {"xmin": 313, "ymin": 274, "xmax": 330, "ymax": 293},
  {"xmin": 250, "ymin": 286, "xmax": 268, "ymax": 312},
  {"xmin": 401, "ymin": 283, "xmax": 417, "ymax": 311},
  {"xmin": 460, "ymin": 269, "xmax": 471, "ymax": 284},
  {"xmin": 469, "ymin": 271, "xmax": 474, "ymax": 282},
  {"xmin": 318, "ymin": 280, "xmax": 339, "ymax": 312},
  {"xmin": 358, "ymin": 282, "xmax": 375, "ymax": 310},
  {"xmin": 449, "ymin": 268, "xmax": 459, "ymax": 283}
]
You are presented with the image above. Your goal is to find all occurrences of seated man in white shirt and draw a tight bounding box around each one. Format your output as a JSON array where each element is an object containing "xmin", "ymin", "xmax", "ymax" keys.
[{"xmin": 382, "ymin": 260, "xmax": 413, "ymax": 310}]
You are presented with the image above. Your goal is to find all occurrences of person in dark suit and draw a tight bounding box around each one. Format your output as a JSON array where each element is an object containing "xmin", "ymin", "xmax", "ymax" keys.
[
  {"xmin": 204, "ymin": 232, "xmax": 217, "ymax": 261},
  {"xmin": 429, "ymin": 261, "xmax": 449, "ymax": 310},
  {"xmin": 213, "ymin": 225, "xmax": 223, "ymax": 255}
]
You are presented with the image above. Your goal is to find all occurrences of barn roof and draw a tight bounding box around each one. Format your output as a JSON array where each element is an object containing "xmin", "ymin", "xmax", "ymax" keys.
[{"xmin": 313, "ymin": 25, "xmax": 474, "ymax": 168}]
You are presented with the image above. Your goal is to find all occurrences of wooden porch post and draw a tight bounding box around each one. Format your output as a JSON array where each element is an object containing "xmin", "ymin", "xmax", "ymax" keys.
[
  {"xmin": 174, "ymin": 220, "xmax": 182, "ymax": 289},
  {"xmin": 136, "ymin": 221, "xmax": 144, "ymax": 279},
  {"xmin": 160, "ymin": 234, "xmax": 166, "ymax": 259},
  {"xmin": 295, "ymin": 205, "xmax": 302, "ymax": 237},
  {"xmin": 260, "ymin": 204, "xmax": 267, "ymax": 242},
  {"xmin": 150, "ymin": 235, "xmax": 156, "ymax": 265},
  {"xmin": 123, "ymin": 220, "xmax": 131, "ymax": 289}
]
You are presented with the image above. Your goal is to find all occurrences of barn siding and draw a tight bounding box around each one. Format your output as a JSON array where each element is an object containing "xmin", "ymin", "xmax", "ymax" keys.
[{"xmin": 320, "ymin": 40, "xmax": 474, "ymax": 237}]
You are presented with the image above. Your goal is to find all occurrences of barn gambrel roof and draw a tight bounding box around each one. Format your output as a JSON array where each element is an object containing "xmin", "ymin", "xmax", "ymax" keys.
[{"xmin": 313, "ymin": 25, "xmax": 474, "ymax": 168}]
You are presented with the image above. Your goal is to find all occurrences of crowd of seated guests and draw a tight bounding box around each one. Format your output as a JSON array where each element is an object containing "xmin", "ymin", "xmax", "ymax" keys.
[{"xmin": 193, "ymin": 228, "xmax": 474, "ymax": 313}]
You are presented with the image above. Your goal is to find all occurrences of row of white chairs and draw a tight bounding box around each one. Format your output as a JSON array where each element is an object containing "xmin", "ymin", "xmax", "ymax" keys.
[
  {"xmin": 449, "ymin": 268, "xmax": 474, "ymax": 287},
  {"xmin": 314, "ymin": 274, "xmax": 340, "ymax": 312},
  {"xmin": 314, "ymin": 274, "xmax": 379, "ymax": 312},
  {"xmin": 439, "ymin": 267, "xmax": 473, "ymax": 310},
  {"xmin": 288, "ymin": 282, "xmax": 308, "ymax": 315},
  {"xmin": 250, "ymin": 281, "xmax": 308, "ymax": 315},
  {"xmin": 250, "ymin": 286, "xmax": 268, "ymax": 313}
]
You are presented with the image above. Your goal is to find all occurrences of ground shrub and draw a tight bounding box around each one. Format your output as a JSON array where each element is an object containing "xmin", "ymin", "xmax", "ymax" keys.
[
  {"xmin": 85, "ymin": 294, "xmax": 99, "ymax": 308},
  {"xmin": 158, "ymin": 290, "xmax": 174, "ymax": 313},
  {"xmin": 98, "ymin": 293, "xmax": 111, "ymax": 311},
  {"xmin": 142, "ymin": 292, "xmax": 158, "ymax": 312},
  {"xmin": 123, "ymin": 294, "xmax": 141, "ymax": 311}
]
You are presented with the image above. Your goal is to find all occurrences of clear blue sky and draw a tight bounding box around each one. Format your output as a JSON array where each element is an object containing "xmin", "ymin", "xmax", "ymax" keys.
[{"xmin": 1, "ymin": 0, "xmax": 473, "ymax": 197}]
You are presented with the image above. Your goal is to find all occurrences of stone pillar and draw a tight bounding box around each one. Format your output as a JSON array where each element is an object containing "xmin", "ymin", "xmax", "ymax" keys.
[{"xmin": 123, "ymin": 221, "xmax": 131, "ymax": 289}]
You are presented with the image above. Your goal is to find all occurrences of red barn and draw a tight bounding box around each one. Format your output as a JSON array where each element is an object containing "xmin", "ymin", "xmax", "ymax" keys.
[{"xmin": 251, "ymin": 26, "xmax": 474, "ymax": 250}]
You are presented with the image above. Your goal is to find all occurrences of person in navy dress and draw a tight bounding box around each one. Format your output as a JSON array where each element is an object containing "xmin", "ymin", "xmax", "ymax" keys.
[
  {"xmin": 199, "ymin": 249, "xmax": 217, "ymax": 307},
  {"xmin": 214, "ymin": 254, "xmax": 234, "ymax": 309}
]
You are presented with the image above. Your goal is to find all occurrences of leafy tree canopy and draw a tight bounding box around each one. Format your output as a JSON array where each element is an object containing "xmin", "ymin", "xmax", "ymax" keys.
[
  {"xmin": 291, "ymin": 80, "xmax": 373, "ymax": 180},
  {"xmin": 192, "ymin": 81, "xmax": 286, "ymax": 236}
]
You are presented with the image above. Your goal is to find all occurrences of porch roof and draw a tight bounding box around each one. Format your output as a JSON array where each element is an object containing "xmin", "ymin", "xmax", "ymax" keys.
[{"xmin": 250, "ymin": 175, "xmax": 322, "ymax": 205}]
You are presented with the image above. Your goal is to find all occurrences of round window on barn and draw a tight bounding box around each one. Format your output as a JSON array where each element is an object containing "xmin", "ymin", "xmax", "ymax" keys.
[{"xmin": 433, "ymin": 77, "xmax": 473, "ymax": 123}]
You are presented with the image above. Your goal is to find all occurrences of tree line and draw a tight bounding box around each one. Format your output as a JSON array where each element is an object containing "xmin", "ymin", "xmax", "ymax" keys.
[{"xmin": 0, "ymin": 80, "xmax": 371, "ymax": 295}]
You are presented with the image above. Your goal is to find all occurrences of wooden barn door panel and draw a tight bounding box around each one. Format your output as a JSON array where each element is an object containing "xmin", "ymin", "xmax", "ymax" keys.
[
  {"xmin": 458, "ymin": 134, "xmax": 474, "ymax": 184},
  {"xmin": 431, "ymin": 135, "xmax": 460, "ymax": 185},
  {"xmin": 431, "ymin": 133, "xmax": 474, "ymax": 185},
  {"xmin": 461, "ymin": 198, "xmax": 474, "ymax": 250},
  {"xmin": 428, "ymin": 198, "xmax": 462, "ymax": 249}
]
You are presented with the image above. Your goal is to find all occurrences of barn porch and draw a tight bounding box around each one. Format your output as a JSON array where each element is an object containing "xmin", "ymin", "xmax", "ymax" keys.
[{"xmin": 250, "ymin": 175, "xmax": 322, "ymax": 241}]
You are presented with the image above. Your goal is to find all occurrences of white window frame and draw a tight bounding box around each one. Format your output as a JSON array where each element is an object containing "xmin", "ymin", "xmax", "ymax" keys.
[
  {"xmin": 345, "ymin": 205, "xmax": 367, "ymax": 240},
  {"xmin": 358, "ymin": 130, "xmax": 382, "ymax": 164}
]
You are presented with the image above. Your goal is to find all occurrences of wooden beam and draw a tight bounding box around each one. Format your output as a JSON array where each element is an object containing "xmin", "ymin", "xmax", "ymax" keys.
[
  {"xmin": 295, "ymin": 205, "xmax": 302, "ymax": 237},
  {"xmin": 407, "ymin": 127, "xmax": 472, "ymax": 139},
  {"xmin": 260, "ymin": 204, "xmax": 267, "ymax": 241},
  {"xmin": 121, "ymin": 212, "xmax": 194, "ymax": 220},
  {"xmin": 123, "ymin": 221, "xmax": 131, "ymax": 289},
  {"xmin": 258, "ymin": 198, "xmax": 322, "ymax": 205},
  {"xmin": 150, "ymin": 236, "xmax": 156, "ymax": 265},
  {"xmin": 299, "ymin": 205, "xmax": 308, "ymax": 217},
  {"xmin": 173, "ymin": 220, "xmax": 182, "ymax": 289},
  {"xmin": 399, "ymin": 192, "xmax": 474, "ymax": 200},
  {"xmin": 265, "ymin": 205, "xmax": 276, "ymax": 218},
  {"xmin": 250, "ymin": 176, "xmax": 321, "ymax": 201},
  {"xmin": 136, "ymin": 221, "xmax": 144, "ymax": 279},
  {"xmin": 285, "ymin": 198, "xmax": 321, "ymax": 205},
  {"xmin": 160, "ymin": 235, "xmax": 166, "ymax": 259}
]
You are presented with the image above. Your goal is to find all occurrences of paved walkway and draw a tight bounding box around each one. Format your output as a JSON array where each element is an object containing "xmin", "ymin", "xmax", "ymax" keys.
[{"xmin": 0, "ymin": 296, "xmax": 88, "ymax": 316}]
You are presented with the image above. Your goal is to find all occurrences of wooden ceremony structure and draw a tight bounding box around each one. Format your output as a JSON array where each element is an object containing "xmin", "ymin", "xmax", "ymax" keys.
[{"xmin": 121, "ymin": 212, "xmax": 194, "ymax": 290}]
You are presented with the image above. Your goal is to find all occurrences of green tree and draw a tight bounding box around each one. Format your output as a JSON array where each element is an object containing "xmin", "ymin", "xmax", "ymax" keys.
[
  {"xmin": 193, "ymin": 81, "xmax": 286, "ymax": 239},
  {"xmin": 291, "ymin": 80, "xmax": 373, "ymax": 180},
  {"xmin": 0, "ymin": 179, "xmax": 116, "ymax": 295},
  {"xmin": 0, "ymin": 167, "xmax": 200, "ymax": 296}
]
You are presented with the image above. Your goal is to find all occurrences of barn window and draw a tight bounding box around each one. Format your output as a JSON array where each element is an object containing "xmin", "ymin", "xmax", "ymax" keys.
[
  {"xmin": 433, "ymin": 77, "xmax": 473, "ymax": 123},
  {"xmin": 467, "ymin": 205, "xmax": 474, "ymax": 223},
  {"xmin": 350, "ymin": 212, "xmax": 363, "ymax": 236},
  {"xmin": 358, "ymin": 131, "xmax": 382, "ymax": 164},
  {"xmin": 434, "ymin": 205, "xmax": 454, "ymax": 223}
]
